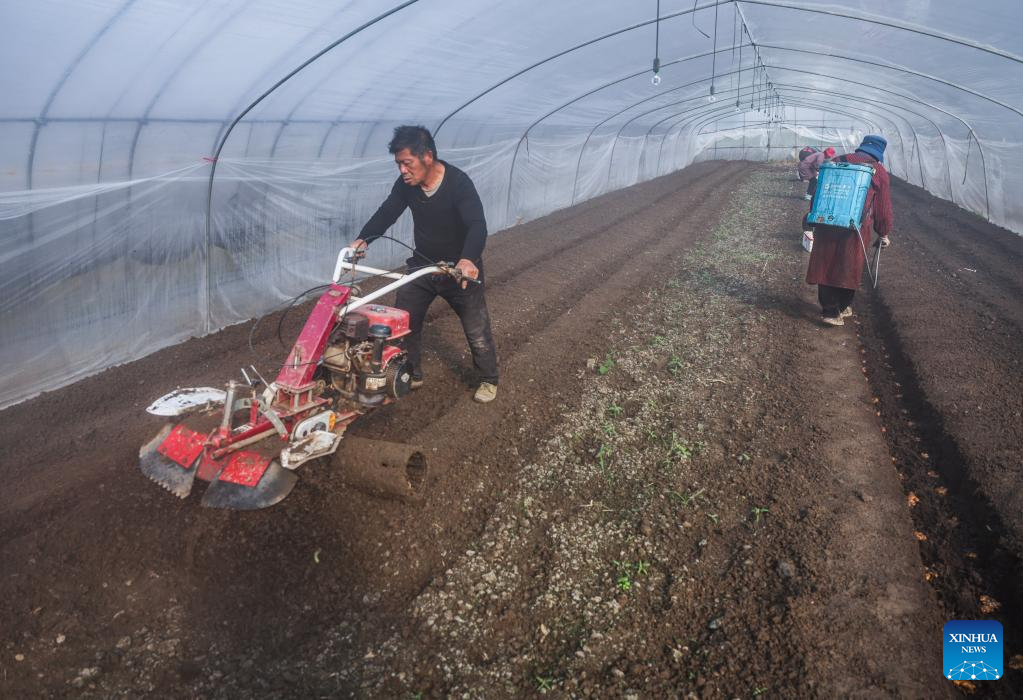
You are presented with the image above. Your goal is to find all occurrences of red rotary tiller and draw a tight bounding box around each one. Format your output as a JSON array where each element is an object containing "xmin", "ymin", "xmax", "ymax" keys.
[{"xmin": 139, "ymin": 248, "xmax": 463, "ymax": 510}]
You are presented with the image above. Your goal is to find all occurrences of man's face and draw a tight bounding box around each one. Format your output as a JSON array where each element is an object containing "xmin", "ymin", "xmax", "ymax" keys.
[{"xmin": 394, "ymin": 148, "xmax": 432, "ymax": 186}]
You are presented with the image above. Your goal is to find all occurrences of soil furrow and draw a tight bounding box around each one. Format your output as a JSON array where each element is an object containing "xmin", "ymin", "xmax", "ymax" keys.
[
  {"xmin": 891, "ymin": 181, "xmax": 1023, "ymax": 314},
  {"xmin": 859, "ymin": 292, "xmax": 1023, "ymax": 698}
]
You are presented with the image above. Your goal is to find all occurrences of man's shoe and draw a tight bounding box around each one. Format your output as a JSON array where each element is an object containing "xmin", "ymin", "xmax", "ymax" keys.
[
  {"xmin": 410, "ymin": 377, "xmax": 424, "ymax": 390},
  {"xmin": 473, "ymin": 382, "xmax": 497, "ymax": 403},
  {"xmin": 821, "ymin": 315, "xmax": 844, "ymax": 327},
  {"xmin": 839, "ymin": 307, "xmax": 853, "ymax": 318}
]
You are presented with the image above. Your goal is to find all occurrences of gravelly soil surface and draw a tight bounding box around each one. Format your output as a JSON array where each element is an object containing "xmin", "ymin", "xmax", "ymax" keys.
[{"xmin": 1, "ymin": 161, "xmax": 1020, "ymax": 698}]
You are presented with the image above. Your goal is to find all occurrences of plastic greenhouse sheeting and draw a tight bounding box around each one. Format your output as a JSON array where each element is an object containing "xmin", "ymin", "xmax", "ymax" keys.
[{"xmin": 2, "ymin": 0, "xmax": 1021, "ymax": 408}]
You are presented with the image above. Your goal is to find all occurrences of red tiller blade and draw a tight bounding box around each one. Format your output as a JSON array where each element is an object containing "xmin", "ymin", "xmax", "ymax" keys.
[
  {"xmin": 200, "ymin": 453, "xmax": 298, "ymax": 510},
  {"xmin": 139, "ymin": 423, "xmax": 203, "ymax": 498}
]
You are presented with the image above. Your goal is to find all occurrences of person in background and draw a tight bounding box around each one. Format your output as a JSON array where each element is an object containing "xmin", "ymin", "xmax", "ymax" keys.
[
  {"xmin": 348, "ymin": 125, "xmax": 500, "ymax": 403},
  {"xmin": 806, "ymin": 135, "xmax": 893, "ymax": 326},
  {"xmin": 798, "ymin": 146, "xmax": 836, "ymax": 200},
  {"xmin": 797, "ymin": 145, "xmax": 818, "ymax": 181}
]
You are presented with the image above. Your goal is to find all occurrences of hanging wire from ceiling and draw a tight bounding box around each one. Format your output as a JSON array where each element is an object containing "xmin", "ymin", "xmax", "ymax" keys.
[
  {"xmin": 708, "ymin": 0, "xmax": 719, "ymax": 101},
  {"xmin": 732, "ymin": 3, "xmax": 738, "ymax": 61},
  {"xmin": 651, "ymin": 0, "xmax": 662, "ymax": 85},
  {"xmin": 736, "ymin": 10, "xmax": 743, "ymax": 112}
]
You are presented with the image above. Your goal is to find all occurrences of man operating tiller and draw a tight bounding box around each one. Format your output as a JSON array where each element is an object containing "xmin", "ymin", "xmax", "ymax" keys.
[{"xmin": 348, "ymin": 125, "xmax": 499, "ymax": 403}]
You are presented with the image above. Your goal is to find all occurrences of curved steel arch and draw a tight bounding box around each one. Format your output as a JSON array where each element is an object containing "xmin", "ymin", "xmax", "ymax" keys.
[
  {"xmin": 773, "ymin": 84, "xmax": 955, "ymax": 198},
  {"xmin": 696, "ymin": 96, "xmax": 909, "ymax": 159},
  {"xmin": 437, "ymin": 0, "xmax": 1021, "ymax": 144},
  {"xmin": 505, "ymin": 63, "xmax": 757, "ymax": 216},
  {"xmin": 200, "ymin": 0, "xmax": 418, "ymax": 332},
  {"xmin": 757, "ymin": 43, "xmax": 1023, "ymax": 121},
  {"xmin": 655, "ymin": 101, "xmax": 879, "ymax": 174},
  {"xmin": 761, "ymin": 64, "xmax": 990, "ymax": 216},
  {"xmin": 507, "ymin": 47, "xmax": 989, "ymax": 220},
  {"xmin": 434, "ymin": 1, "xmax": 730, "ymax": 139},
  {"xmin": 645, "ymin": 37, "xmax": 987, "ymax": 199},
  {"xmin": 738, "ymin": 0, "xmax": 1023, "ymax": 65},
  {"xmin": 695, "ymin": 117, "xmax": 872, "ymax": 136},
  {"xmin": 691, "ymin": 105, "xmax": 879, "ymax": 155},
  {"xmin": 510, "ymin": 62, "xmax": 915, "ymax": 216},
  {"xmin": 26, "ymin": 0, "xmax": 138, "ymax": 190},
  {"xmin": 763, "ymin": 95, "xmax": 913, "ymax": 174},
  {"xmin": 209, "ymin": 0, "xmax": 992, "ymax": 283},
  {"xmin": 776, "ymin": 92, "xmax": 921, "ymax": 182},
  {"xmin": 491, "ymin": 0, "xmax": 1009, "ymax": 218},
  {"xmin": 674, "ymin": 101, "xmax": 880, "ymax": 172},
  {"xmin": 682, "ymin": 97, "xmax": 908, "ymax": 177},
  {"xmin": 570, "ymin": 44, "xmax": 761, "ymax": 203},
  {"xmin": 649, "ymin": 102, "xmax": 829, "ymax": 173},
  {"xmin": 213, "ymin": 4, "xmax": 363, "ymax": 152},
  {"xmin": 733, "ymin": 38, "xmax": 1016, "ymax": 192},
  {"xmin": 606, "ymin": 85, "xmax": 779, "ymax": 191},
  {"xmin": 126, "ymin": 3, "xmax": 250, "ymax": 180},
  {"xmin": 227, "ymin": 0, "xmax": 1005, "ymax": 215},
  {"xmin": 666, "ymin": 92, "xmax": 955, "ymax": 202},
  {"xmin": 598, "ymin": 66, "xmax": 917, "ymax": 190},
  {"xmin": 653, "ymin": 94, "xmax": 887, "ymax": 172},
  {"xmin": 573, "ymin": 84, "xmax": 759, "ymax": 202},
  {"xmin": 272, "ymin": 7, "xmax": 490, "ymax": 159}
]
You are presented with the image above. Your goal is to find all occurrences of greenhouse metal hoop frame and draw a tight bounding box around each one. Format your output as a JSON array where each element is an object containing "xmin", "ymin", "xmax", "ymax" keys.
[{"xmin": 21, "ymin": 1, "xmax": 1018, "ymax": 333}]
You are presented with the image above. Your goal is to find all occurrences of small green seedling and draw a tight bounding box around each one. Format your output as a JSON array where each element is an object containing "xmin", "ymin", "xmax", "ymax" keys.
[
  {"xmin": 751, "ymin": 506, "xmax": 769, "ymax": 524},
  {"xmin": 606, "ymin": 403, "xmax": 624, "ymax": 418},
  {"xmin": 598, "ymin": 354, "xmax": 615, "ymax": 375},
  {"xmin": 668, "ymin": 433, "xmax": 691, "ymax": 460},
  {"xmin": 668, "ymin": 487, "xmax": 705, "ymax": 509},
  {"xmin": 706, "ymin": 512, "xmax": 719, "ymax": 524},
  {"xmin": 535, "ymin": 676, "xmax": 553, "ymax": 691},
  {"xmin": 617, "ymin": 575, "xmax": 633, "ymax": 592},
  {"xmin": 665, "ymin": 431, "xmax": 701, "ymax": 462}
]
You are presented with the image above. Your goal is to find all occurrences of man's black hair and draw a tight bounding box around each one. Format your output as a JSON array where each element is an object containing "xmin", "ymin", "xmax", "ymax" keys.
[{"xmin": 388, "ymin": 125, "xmax": 437, "ymax": 160}]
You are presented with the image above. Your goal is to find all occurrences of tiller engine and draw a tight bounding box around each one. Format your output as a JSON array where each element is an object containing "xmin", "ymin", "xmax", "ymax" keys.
[{"xmin": 139, "ymin": 248, "xmax": 458, "ymax": 510}]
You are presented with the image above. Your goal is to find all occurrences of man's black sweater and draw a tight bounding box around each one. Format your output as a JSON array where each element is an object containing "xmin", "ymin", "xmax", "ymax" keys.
[{"xmin": 359, "ymin": 161, "xmax": 488, "ymax": 268}]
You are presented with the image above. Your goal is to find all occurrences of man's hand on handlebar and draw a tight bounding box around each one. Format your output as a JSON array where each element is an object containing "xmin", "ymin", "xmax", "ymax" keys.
[
  {"xmin": 347, "ymin": 239, "xmax": 368, "ymax": 260},
  {"xmin": 454, "ymin": 259, "xmax": 480, "ymax": 289}
]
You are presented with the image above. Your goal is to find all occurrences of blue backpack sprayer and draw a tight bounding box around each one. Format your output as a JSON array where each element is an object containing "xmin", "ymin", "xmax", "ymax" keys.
[{"xmin": 807, "ymin": 161, "xmax": 883, "ymax": 287}]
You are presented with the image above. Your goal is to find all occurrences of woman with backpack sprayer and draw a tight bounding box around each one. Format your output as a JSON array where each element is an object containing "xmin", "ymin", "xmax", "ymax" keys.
[{"xmin": 805, "ymin": 135, "xmax": 893, "ymax": 326}]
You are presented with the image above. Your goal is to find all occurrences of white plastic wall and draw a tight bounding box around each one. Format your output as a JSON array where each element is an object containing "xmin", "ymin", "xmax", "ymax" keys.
[{"xmin": 2, "ymin": 1, "xmax": 1021, "ymax": 407}]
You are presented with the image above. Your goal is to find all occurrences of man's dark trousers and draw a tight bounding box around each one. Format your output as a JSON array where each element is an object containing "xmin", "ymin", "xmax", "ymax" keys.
[{"xmin": 394, "ymin": 263, "xmax": 498, "ymax": 384}]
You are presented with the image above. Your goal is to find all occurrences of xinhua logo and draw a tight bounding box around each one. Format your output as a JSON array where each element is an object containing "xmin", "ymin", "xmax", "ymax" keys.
[{"xmin": 943, "ymin": 620, "xmax": 1002, "ymax": 681}]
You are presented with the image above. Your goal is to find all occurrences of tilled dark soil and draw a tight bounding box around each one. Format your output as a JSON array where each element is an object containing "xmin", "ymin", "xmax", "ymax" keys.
[{"xmin": 0, "ymin": 161, "xmax": 1020, "ymax": 698}]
